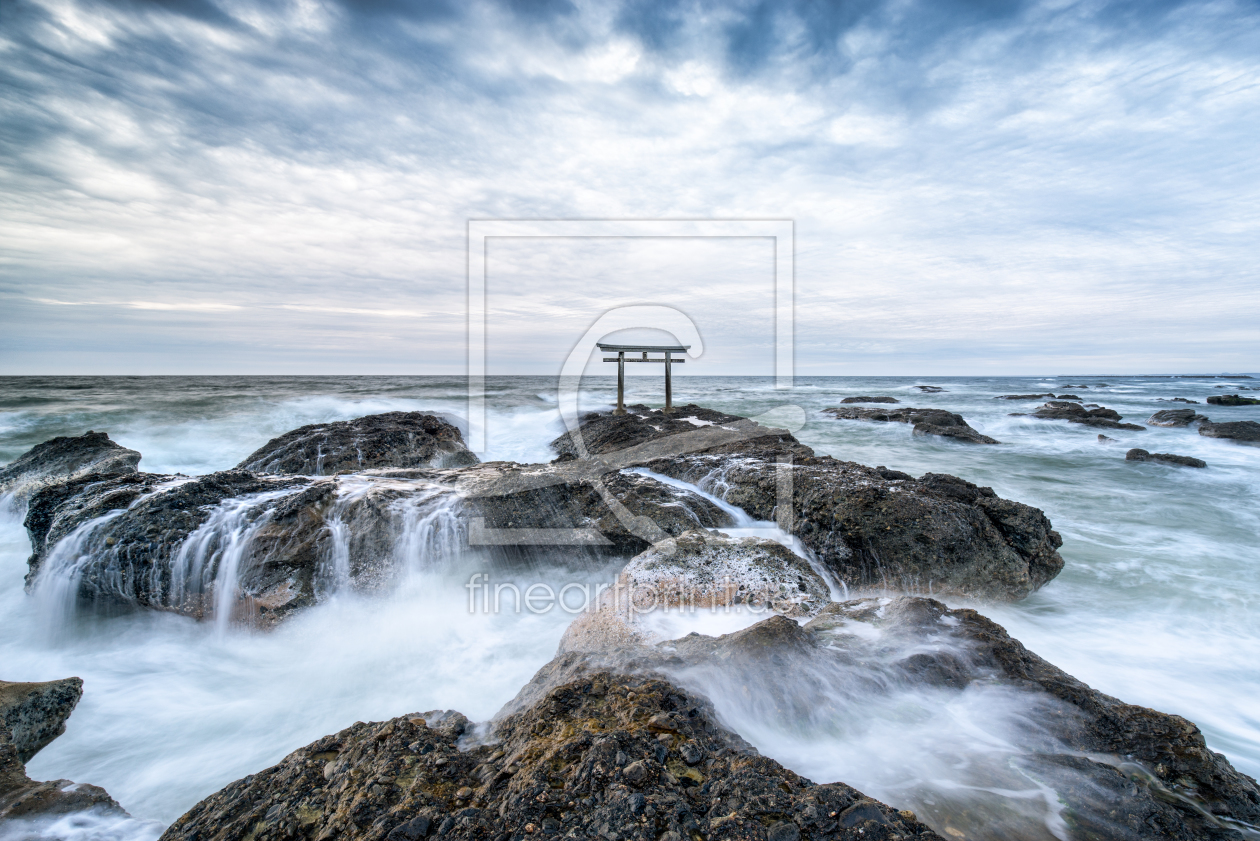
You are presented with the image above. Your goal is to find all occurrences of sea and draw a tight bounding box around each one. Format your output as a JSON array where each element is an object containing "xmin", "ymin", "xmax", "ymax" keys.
[{"xmin": 1, "ymin": 375, "xmax": 1257, "ymax": 841}]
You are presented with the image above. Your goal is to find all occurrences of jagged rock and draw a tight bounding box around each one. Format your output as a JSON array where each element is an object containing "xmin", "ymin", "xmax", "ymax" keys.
[
  {"xmin": 1198, "ymin": 420, "xmax": 1260, "ymax": 443},
  {"xmin": 1147, "ymin": 409, "xmax": 1210, "ymax": 427},
  {"xmin": 1014, "ymin": 401, "xmax": 1146, "ymax": 430},
  {"xmin": 0, "ymin": 679, "xmax": 83, "ymax": 764},
  {"xmin": 1, "ymin": 679, "xmax": 126, "ymax": 821},
  {"xmin": 1098, "ymin": 434, "xmax": 1115, "ymax": 442},
  {"xmin": 823, "ymin": 406, "xmax": 999, "ymax": 444},
  {"xmin": 1126, "ymin": 449, "xmax": 1207, "ymax": 468},
  {"xmin": 914, "ymin": 385, "xmax": 946, "ymax": 392},
  {"xmin": 159, "ymin": 667, "xmax": 942, "ymax": 841},
  {"xmin": 236, "ymin": 412, "xmax": 478, "ymax": 475},
  {"xmin": 560, "ymin": 530, "xmax": 829, "ymax": 654},
  {"xmin": 0, "ymin": 431, "xmax": 140, "ymax": 504},
  {"xmin": 552, "ymin": 408, "xmax": 1061, "ymax": 601},
  {"xmin": 994, "ymin": 393, "xmax": 1055, "ymax": 399},
  {"xmin": 838, "ymin": 396, "xmax": 899, "ymax": 404},
  {"xmin": 1207, "ymin": 395, "xmax": 1260, "ymax": 406}
]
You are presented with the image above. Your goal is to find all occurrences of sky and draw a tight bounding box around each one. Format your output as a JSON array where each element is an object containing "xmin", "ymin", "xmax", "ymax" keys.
[{"xmin": 1, "ymin": 0, "xmax": 1258, "ymax": 376}]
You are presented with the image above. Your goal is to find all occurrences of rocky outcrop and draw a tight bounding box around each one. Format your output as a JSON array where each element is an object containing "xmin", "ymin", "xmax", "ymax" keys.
[
  {"xmin": 1, "ymin": 678, "xmax": 125, "ymax": 821},
  {"xmin": 914, "ymin": 385, "xmax": 946, "ymax": 392},
  {"xmin": 1198, "ymin": 420, "xmax": 1260, "ymax": 443},
  {"xmin": 1207, "ymin": 394, "xmax": 1260, "ymax": 406},
  {"xmin": 1147, "ymin": 409, "xmax": 1209, "ymax": 427},
  {"xmin": 994, "ymin": 393, "xmax": 1055, "ymax": 399},
  {"xmin": 1126, "ymin": 449, "xmax": 1207, "ymax": 468},
  {"xmin": 1158, "ymin": 398, "xmax": 1201, "ymax": 404},
  {"xmin": 823, "ymin": 406, "xmax": 999, "ymax": 444},
  {"xmin": 553, "ymin": 407, "xmax": 1062, "ymax": 601},
  {"xmin": 838, "ymin": 396, "xmax": 898, "ymax": 404},
  {"xmin": 159, "ymin": 667, "xmax": 943, "ymax": 841},
  {"xmin": 1014, "ymin": 401, "xmax": 1146, "ymax": 430},
  {"xmin": 236, "ymin": 412, "xmax": 478, "ymax": 475},
  {"xmin": 0, "ymin": 431, "xmax": 140, "ymax": 504}
]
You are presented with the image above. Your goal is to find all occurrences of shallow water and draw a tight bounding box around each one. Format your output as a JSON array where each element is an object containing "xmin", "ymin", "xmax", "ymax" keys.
[{"xmin": 1, "ymin": 375, "xmax": 1258, "ymax": 839}]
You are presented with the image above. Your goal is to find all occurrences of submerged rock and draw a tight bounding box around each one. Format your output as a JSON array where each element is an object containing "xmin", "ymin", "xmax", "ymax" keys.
[
  {"xmin": 159, "ymin": 668, "xmax": 943, "ymax": 841},
  {"xmin": 553, "ymin": 407, "xmax": 1062, "ymax": 601},
  {"xmin": 1157, "ymin": 398, "xmax": 1201, "ymax": 404},
  {"xmin": 914, "ymin": 385, "xmax": 946, "ymax": 392},
  {"xmin": 1014, "ymin": 401, "xmax": 1146, "ymax": 430},
  {"xmin": 1207, "ymin": 394, "xmax": 1260, "ymax": 406},
  {"xmin": 236, "ymin": 412, "xmax": 478, "ymax": 475},
  {"xmin": 1147, "ymin": 409, "xmax": 1209, "ymax": 427},
  {"xmin": 823, "ymin": 406, "xmax": 999, "ymax": 444},
  {"xmin": 0, "ymin": 431, "xmax": 140, "ymax": 504},
  {"xmin": 1198, "ymin": 420, "xmax": 1260, "ymax": 443},
  {"xmin": 838, "ymin": 396, "xmax": 899, "ymax": 403},
  {"xmin": 1126, "ymin": 449, "xmax": 1207, "ymax": 468},
  {"xmin": 994, "ymin": 393, "xmax": 1055, "ymax": 400}
]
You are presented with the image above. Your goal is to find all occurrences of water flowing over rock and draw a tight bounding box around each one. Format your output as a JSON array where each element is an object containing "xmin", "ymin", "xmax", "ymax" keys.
[
  {"xmin": 1147, "ymin": 409, "xmax": 1209, "ymax": 427},
  {"xmin": 158, "ymin": 667, "xmax": 943, "ymax": 841},
  {"xmin": 1198, "ymin": 420, "xmax": 1260, "ymax": 443},
  {"xmin": 236, "ymin": 412, "xmax": 479, "ymax": 475},
  {"xmin": 1126, "ymin": 449, "xmax": 1207, "ymax": 468},
  {"xmin": 1013, "ymin": 401, "xmax": 1146, "ymax": 431},
  {"xmin": 914, "ymin": 385, "xmax": 946, "ymax": 392},
  {"xmin": 822, "ymin": 406, "xmax": 1000, "ymax": 444},
  {"xmin": 1206, "ymin": 395, "xmax": 1260, "ymax": 406},
  {"xmin": 994, "ymin": 393, "xmax": 1055, "ymax": 400},
  {"xmin": 1, "ymin": 678, "xmax": 125, "ymax": 821},
  {"xmin": 552, "ymin": 407, "xmax": 1058, "ymax": 601},
  {"xmin": 838, "ymin": 396, "xmax": 899, "ymax": 404},
  {"xmin": 0, "ymin": 431, "xmax": 140, "ymax": 504}
]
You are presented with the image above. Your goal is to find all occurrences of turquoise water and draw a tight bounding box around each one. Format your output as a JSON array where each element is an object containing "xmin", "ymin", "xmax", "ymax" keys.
[{"xmin": 1, "ymin": 375, "xmax": 1257, "ymax": 839}]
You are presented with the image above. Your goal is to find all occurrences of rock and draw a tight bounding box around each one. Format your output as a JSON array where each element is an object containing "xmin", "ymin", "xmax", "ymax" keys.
[
  {"xmin": 1207, "ymin": 394, "xmax": 1260, "ymax": 406},
  {"xmin": 914, "ymin": 385, "xmax": 946, "ymax": 392},
  {"xmin": 159, "ymin": 669, "xmax": 943, "ymax": 841},
  {"xmin": 236, "ymin": 412, "xmax": 478, "ymax": 475},
  {"xmin": 994, "ymin": 393, "xmax": 1055, "ymax": 399},
  {"xmin": 1014, "ymin": 401, "xmax": 1146, "ymax": 430},
  {"xmin": 1098, "ymin": 434, "xmax": 1115, "ymax": 442},
  {"xmin": 0, "ymin": 431, "xmax": 140, "ymax": 504},
  {"xmin": 1, "ymin": 679, "xmax": 126, "ymax": 821},
  {"xmin": 838, "ymin": 396, "xmax": 899, "ymax": 404},
  {"xmin": 1157, "ymin": 398, "xmax": 1200, "ymax": 404},
  {"xmin": 1198, "ymin": 420, "xmax": 1260, "ymax": 443},
  {"xmin": 1147, "ymin": 409, "xmax": 1209, "ymax": 427},
  {"xmin": 0, "ymin": 678, "xmax": 83, "ymax": 764},
  {"xmin": 552, "ymin": 408, "xmax": 1062, "ymax": 601},
  {"xmin": 1054, "ymin": 394, "xmax": 1082, "ymax": 400},
  {"xmin": 823, "ymin": 406, "xmax": 1000, "ymax": 444},
  {"xmin": 559, "ymin": 530, "xmax": 830, "ymax": 654},
  {"xmin": 1125, "ymin": 449, "xmax": 1207, "ymax": 468}
]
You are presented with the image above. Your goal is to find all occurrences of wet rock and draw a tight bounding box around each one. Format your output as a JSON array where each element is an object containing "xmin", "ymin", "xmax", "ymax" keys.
[
  {"xmin": 237, "ymin": 412, "xmax": 478, "ymax": 475},
  {"xmin": 823, "ymin": 406, "xmax": 999, "ymax": 444},
  {"xmin": 1207, "ymin": 394, "xmax": 1260, "ymax": 406},
  {"xmin": 994, "ymin": 393, "xmax": 1055, "ymax": 400},
  {"xmin": 1098, "ymin": 434, "xmax": 1115, "ymax": 443},
  {"xmin": 1198, "ymin": 420, "xmax": 1260, "ymax": 443},
  {"xmin": 914, "ymin": 385, "xmax": 946, "ymax": 392},
  {"xmin": 552, "ymin": 408, "xmax": 1062, "ymax": 601},
  {"xmin": 1157, "ymin": 398, "xmax": 1200, "ymax": 404},
  {"xmin": 1147, "ymin": 409, "xmax": 1209, "ymax": 427},
  {"xmin": 1014, "ymin": 401, "xmax": 1146, "ymax": 430},
  {"xmin": 838, "ymin": 396, "xmax": 899, "ymax": 404},
  {"xmin": 0, "ymin": 432, "xmax": 140, "ymax": 504},
  {"xmin": 159, "ymin": 669, "xmax": 942, "ymax": 841},
  {"xmin": 0, "ymin": 679, "xmax": 83, "ymax": 764},
  {"xmin": 1125, "ymin": 449, "xmax": 1207, "ymax": 468}
]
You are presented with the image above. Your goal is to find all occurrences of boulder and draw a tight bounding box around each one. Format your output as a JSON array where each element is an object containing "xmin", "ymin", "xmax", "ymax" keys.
[
  {"xmin": 914, "ymin": 385, "xmax": 946, "ymax": 392},
  {"xmin": 1125, "ymin": 449, "xmax": 1207, "ymax": 468},
  {"xmin": 0, "ymin": 431, "xmax": 140, "ymax": 504},
  {"xmin": 159, "ymin": 669, "xmax": 942, "ymax": 841},
  {"xmin": 1157, "ymin": 398, "xmax": 1200, "ymax": 404},
  {"xmin": 994, "ymin": 393, "xmax": 1055, "ymax": 399},
  {"xmin": 553, "ymin": 408, "xmax": 1062, "ymax": 601},
  {"xmin": 0, "ymin": 678, "xmax": 83, "ymax": 764},
  {"xmin": 823, "ymin": 406, "xmax": 1000, "ymax": 444},
  {"xmin": 1198, "ymin": 420, "xmax": 1260, "ymax": 443},
  {"xmin": 1207, "ymin": 394, "xmax": 1260, "ymax": 406},
  {"xmin": 1014, "ymin": 401, "xmax": 1146, "ymax": 430},
  {"xmin": 236, "ymin": 412, "xmax": 478, "ymax": 475},
  {"xmin": 837, "ymin": 396, "xmax": 899, "ymax": 404},
  {"xmin": 1147, "ymin": 409, "xmax": 1209, "ymax": 427}
]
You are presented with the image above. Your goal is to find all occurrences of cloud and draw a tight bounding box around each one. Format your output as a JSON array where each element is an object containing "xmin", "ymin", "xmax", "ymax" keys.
[{"xmin": 1, "ymin": 0, "xmax": 1258, "ymax": 374}]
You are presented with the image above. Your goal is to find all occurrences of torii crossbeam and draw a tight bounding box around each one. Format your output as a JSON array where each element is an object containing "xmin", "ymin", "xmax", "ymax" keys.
[{"xmin": 598, "ymin": 343, "xmax": 690, "ymax": 415}]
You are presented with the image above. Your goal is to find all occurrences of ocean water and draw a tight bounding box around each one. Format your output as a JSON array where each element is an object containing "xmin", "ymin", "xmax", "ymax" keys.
[{"xmin": 1, "ymin": 375, "xmax": 1258, "ymax": 840}]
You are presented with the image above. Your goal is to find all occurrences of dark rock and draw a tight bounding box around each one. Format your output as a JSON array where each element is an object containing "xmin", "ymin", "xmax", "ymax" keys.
[
  {"xmin": 158, "ymin": 670, "xmax": 942, "ymax": 841},
  {"xmin": 1198, "ymin": 421, "xmax": 1260, "ymax": 443},
  {"xmin": 0, "ymin": 431, "xmax": 140, "ymax": 504},
  {"xmin": 914, "ymin": 385, "xmax": 946, "ymax": 392},
  {"xmin": 236, "ymin": 412, "xmax": 478, "ymax": 475},
  {"xmin": 1055, "ymin": 394, "xmax": 1082, "ymax": 400},
  {"xmin": 1125, "ymin": 449, "xmax": 1207, "ymax": 468},
  {"xmin": 0, "ymin": 678, "xmax": 83, "ymax": 764},
  {"xmin": 823, "ymin": 406, "xmax": 1000, "ymax": 444},
  {"xmin": 874, "ymin": 466, "xmax": 913, "ymax": 480},
  {"xmin": 1157, "ymin": 398, "xmax": 1200, "ymax": 404},
  {"xmin": 1098, "ymin": 434, "xmax": 1115, "ymax": 442},
  {"xmin": 1147, "ymin": 409, "xmax": 1209, "ymax": 427},
  {"xmin": 1015, "ymin": 401, "xmax": 1146, "ymax": 431},
  {"xmin": 838, "ymin": 396, "xmax": 899, "ymax": 404},
  {"xmin": 1207, "ymin": 394, "xmax": 1260, "ymax": 406},
  {"xmin": 994, "ymin": 393, "xmax": 1055, "ymax": 399}
]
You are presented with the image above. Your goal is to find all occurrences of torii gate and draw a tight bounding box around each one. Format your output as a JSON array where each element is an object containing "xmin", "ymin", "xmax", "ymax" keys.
[{"xmin": 598, "ymin": 343, "xmax": 690, "ymax": 415}]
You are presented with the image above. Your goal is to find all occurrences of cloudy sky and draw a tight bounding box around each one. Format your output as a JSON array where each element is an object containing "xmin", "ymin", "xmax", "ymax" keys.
[{"xmin": 2, "ymin": 0, "xmax": 1258, "ymax": 376}]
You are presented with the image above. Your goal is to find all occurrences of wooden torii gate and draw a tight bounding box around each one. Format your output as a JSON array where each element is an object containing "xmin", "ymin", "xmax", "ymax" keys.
[{"xmin": 598, "ymin": 343, "xmax": 690, "ymax": 415}]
